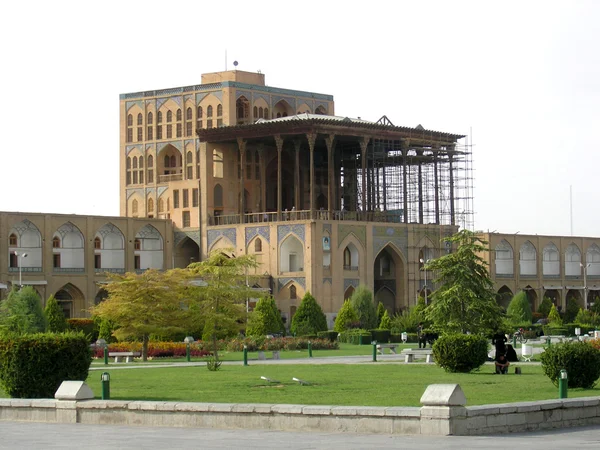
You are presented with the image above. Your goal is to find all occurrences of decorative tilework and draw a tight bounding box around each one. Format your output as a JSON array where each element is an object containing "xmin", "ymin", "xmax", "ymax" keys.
[
  {"xmin": 126, "ymin": 188, "xmax": 144, "ymax": 200},
  {"xmin": 172, "ymin": 96, "xmax": 182, "ymax": 106},
  {"xmin": 316, "ymin": 101, "xmax": 329, "ymax": 112},
  {"xmin": 125, "ymin": 145, "xmax": 139, "ymax": 155},
  {"xmin": 184, "ymin": 140, "xmax": 195, "ymax": 148},
  {"xmin": 196, "ymin": 92, "xmax": 209, "ymax": 104},
  {"xmin": 323, "ymin": 278, "xmax": 332, "ymax": 285},
  {"xmin": 126, "ymin": 100, "xmax": 143, "ymax": 110},
  {"xmin": 344, "ymin": 279, "xmax": 360, "ymax": 291},
  {"xmin": 158, "ymin": 141, "xmax": 183, "ymax": 152},
  {"xmin": 273, "ymin": 96, "xmax": 296, "ymax": 110},
  {"xmin": 183, "ymin": 95, "xmax": 193, "ymax": 103},
  {"xmin": 174, "ymin": 230, "xmax": 200, "ymax": 246},
  {"xmin": 212, "ymin": 91, "xmax": 223, "ymax": 102},
  {"xmin": 207, "ymin": 228, "xmax": 237, "ymax": 251},
  {"xmin": 245, "ymin": 226, "xmax": 270, "ymax": 246},
  {"xmin": 414, "ymin": 228, "xmax": 442, "ymax": 247},
  {"xmin": 157, "ymin": 186, "xmax": 168, "ymax": 198},
  {"xmin": 277, "ymin": 277, "xmax": 306, "ymax": 292},
  {"xmin": 236, "ymin": 90, "xmax": 252, "ymax": 101},
  {"xmin": 277, "ymin": 224, "xmax": 306, "ymax": 244},
  {"xmin": 145, "ymin": 187, "xmax": 155, "ymax": 195},
  {"xmin": 157, "ymin": 98, "xmax": 168, "ymax": 109},
  {"xmin": 253, "ymin": 93, "xmax": 270, "ymax": 106},
  {"xmin": 145, "ymin": 99, "xmax": 154, "ymax": 106},
  {"xmin": 146, "ymin": 144, "xmax": 154, "ymax": 152},
  {"xmin": 322, "ymin": 223, "xmax": 332, "ymax": 234},
  {"xmin": 338, "ymin": 224, "xmax": 366, "ymax": 248},
  {"xmin": 372, "ymin": 226, "xmax": 408, "ymax": 259}
]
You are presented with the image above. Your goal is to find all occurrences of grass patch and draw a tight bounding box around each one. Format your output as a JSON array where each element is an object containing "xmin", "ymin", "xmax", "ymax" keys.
[{"xmin": 81, "ymin": 363, "xmax": 600, "ymax": 406}]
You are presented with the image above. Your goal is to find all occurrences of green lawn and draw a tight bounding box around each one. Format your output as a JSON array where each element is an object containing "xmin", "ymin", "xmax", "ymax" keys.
[{"xmin": 80, "ymin": 363, "xmax": 600, "ymax": 407}]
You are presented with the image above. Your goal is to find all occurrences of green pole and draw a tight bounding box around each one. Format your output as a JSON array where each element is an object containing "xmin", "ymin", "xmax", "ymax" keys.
[
  {"xmin": 186, "ymin": 343, "xmax": 191, "ymax": 362},
  {"xmin": 308, "ymin": 341, "xmax": 313, "ymax": 358},
  {"xmin": 101, "ymin": 372, "xmax": 110, "ymax": 400},
  {"xmin": 372, "ymin": 341, "xmax": 377, "ymax": 362},
  {"xmin": 559, "ymin": 370, "xmax": 568, "ymax": 399},
  {"xmin": 243, "ymin": 345, "xmax": 248, "ymax": 366},
  {"xmin": 512, "ymin": 335, "xmax": 517, "ymax": 348},
  {"xmin": 103, "ymin": 347, "xmax": 108, "ymax": 365},
  {"xmin": 546, "ymin": 337, "xmax": 552, "ymax": 347}
]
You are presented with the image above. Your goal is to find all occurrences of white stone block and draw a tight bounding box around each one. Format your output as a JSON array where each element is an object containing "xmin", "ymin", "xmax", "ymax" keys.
[
  {"xmin": 420, "ymin": 384, "xmax": 466, "ymax": 406},
  {"xmin": 54, "ymin": 381, "xmax": 94, "ymax": 401}
]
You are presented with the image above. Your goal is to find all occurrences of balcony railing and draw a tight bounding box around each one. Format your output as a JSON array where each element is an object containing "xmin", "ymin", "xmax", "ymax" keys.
[
  {"xmin": 95, "ymin": 268, "xmax": 125, "ymax": 274},
  {"xmin": 343, "ymin": 265, "xmax": 359, "ymax": 271},
  {"xmin": 8, "ymin": 267, "xmax": 42, "ymax": 272},
  {"xmin": 158, "ymin": 173, "xmax": 183, "ymax": 183},
  {"xmin": 53, "ymin": 268, "xmax": 85, "ymax": 273},
  {"xmin": 209, "ymin": 210, "xmax": 406, "ymax": 226}
]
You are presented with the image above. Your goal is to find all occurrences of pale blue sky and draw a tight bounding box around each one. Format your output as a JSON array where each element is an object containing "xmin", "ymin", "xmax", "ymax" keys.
[{"xmin": 1, "ymin": 1, "xmax": 598, "ymax": 237}]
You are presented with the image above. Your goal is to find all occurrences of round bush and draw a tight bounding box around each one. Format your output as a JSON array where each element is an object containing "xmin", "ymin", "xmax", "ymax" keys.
[
  {"xmin": 432, "ymin": 333, "xmax": 489, "ymax": 373},
  {"xmin": 0, "ymin": 332, "xmax": 92, "ymax": 398},
  {"xmin": 540, "ymin": 341, "xmax": 600, "ymax": 388}
]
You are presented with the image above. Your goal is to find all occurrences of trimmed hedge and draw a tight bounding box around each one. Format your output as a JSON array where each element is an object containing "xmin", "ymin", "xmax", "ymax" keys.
[
  {"xmin": 540, "ymin": 341, "xmax": 600, "ymax": 388},
  {"xmin": 0, "ymin": 332, "xmax": 92, "ymax": 398},
  {"xmin": 432, "ymin": 334, "xmax": 489, "ymax": 373},
  {"xmin": 317, "ymin": 331, "xmax": 339, "ymax": 342},
  {"xmin": 338, "ymin": 329, "xmax": 373, "ymax": 345},
  {"xmin": 369, "ymin": 329, "xmax": 391, "ymax": 344}
]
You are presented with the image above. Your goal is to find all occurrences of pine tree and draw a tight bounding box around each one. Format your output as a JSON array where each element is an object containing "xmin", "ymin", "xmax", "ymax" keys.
[
  {"xmin": 376, "ymin": 302, "xmax": 386, "ymax": 325},
  {"xmin": 0, "ymin": 286, "xmax": 46, "ymax": 334},
  {"xmin": 246, "ymin": 296, "xmax": 285, "ymax": 336},
  {"xmin": 290, "ymin": 292, "xmax": 327, "ymax": 336},
  {"xmin": 538, "ymin": 297, "xmax": 553, "ymax": 317},
  {"xmin": 334, "ymin": 300, "xmax": 358, "ymax": 332},
  {"xmin": 548, "ymin": 304, "xmax": 562, "ymax": 325},
  {"xmin": 350, "ymin": 285, "xmax": 377, "ymax": 330},
  {"xmin": 507, "ymin": 291, "xmax": 532, "ymax": 323},
  {"xmin": 564, "ymin": 297, "xmax": 580, "ymax": 324},
  {"xmin": 44, "ymin": 295, "xmax": 68, "ymax": 333},
  {"xmin": 379, "ymin": 309, "xmax": 392, "ymax": 330}
]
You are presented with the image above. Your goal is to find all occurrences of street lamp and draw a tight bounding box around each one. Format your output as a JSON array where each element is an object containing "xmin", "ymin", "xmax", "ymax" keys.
[
  {"xmin": 581, "ymin": 262, "xmax": 591, "ymax": 310},
  {"xmin": 14, "ymin": 251, "xmax": 28, "ymax": 287},
  {"xmin": 419, "ymin": 258, "xmax": 430, "ymax": 305}
]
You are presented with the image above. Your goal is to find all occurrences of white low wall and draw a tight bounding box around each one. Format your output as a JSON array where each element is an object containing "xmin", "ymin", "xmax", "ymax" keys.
[{"xmin": 1, "ymin": 385, "xmax": 600, "ymax": 435}]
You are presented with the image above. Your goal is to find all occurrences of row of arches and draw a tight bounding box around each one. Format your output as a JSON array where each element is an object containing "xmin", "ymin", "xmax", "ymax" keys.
[
  {"xmin": 235, "ymin": 96, "xmax": 328, "ymax": 124},
  {"xmin": 495, "ymin": 240, "xmax": 600, "ymax": 277},
  {"xmin": 496, "ymin": 285, "xmax": 600, "ymax": 311},
  {"xmin": 8, "ymin": 220, "xmax": 164, "ymax": 272}
]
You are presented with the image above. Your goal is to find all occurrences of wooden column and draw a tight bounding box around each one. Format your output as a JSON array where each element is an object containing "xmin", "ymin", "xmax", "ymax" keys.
[
  {"xmin": 294, "ymin": 140, "xmax": 301, "ymax": 210},
  {"xmin": 307, "ymin": 132, "xmax": 317, "ymax": 219},
  {"xmin": 237, "ymin": 138, "xmax": 246, "ymax": 224},
  {"xmin": 275, "ymin": 135, "xmax": 284, "ymax": 221},
  {"xmin": 402, "ymin": 143, "xmax": 408, "ymax": 223},
  {"xmin": 434, "ymin": 150, "xmax": 440, "ymax": 224},
  {"xmin": 417, "ymin": 151, "xmax": 423, "ymax": 224},
  {"xmin": 259, "ymin": 143, "xmax": 266, "ymax": 213},
  {"xmin": 360, "ymin": 137, "xmax": 369, "ymax": 217},
  {"xmin": 325, "ymin": 134, "xmax": 335, "ymax": 218},
  {"xmin": 449, "ymin": 148, "xmax": 456, "ymax": 226}
]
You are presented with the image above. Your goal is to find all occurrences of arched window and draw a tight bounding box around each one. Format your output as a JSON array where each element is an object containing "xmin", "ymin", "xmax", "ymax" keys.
[
  {"xmin": 213, "ymin": 149, "xmax": 223, "ymax": 178},
  {"xmin": 495, "ymin": 240, "xmax": 514, "ymax": 276},
  {"xmin": 126, "ymin": 157, "xmax": 131, "ymax": 169},
  {"xmin": 253, "ymin": 106, "xmax": 258, "ymax": 118},
  {"xmin": 127, "ymin": 114, "xmax": 133, "ymax": 126},
  {"xmin": 170, "ymin": 155, "xmax": 176, "ymax": 168},
  {"xmin": 264, "ymin": 108, "xmax": 269, "ymax": 119},
  {"xmin": 197, "ymin": 106, "xmax": 203, "ymax": 118},
  {"xmin": 217, "ymin": 104, "xmax": 222, "ymax": 116},
  {"xmin": 258, "ymin": 107, "xmax": 263, "ymax": 119},
  {"xmin": 132, "ymin": 199, "xmax": 138, "ymax": 215},
  {"xmin": 137, "ymin": 113, "xmax": 143, "ymax": 125},
  {"xmin": 158, "ymin": 198, "xmax": 164, "ymax": 213},
  {"xmin": 147, "ymin": 155, "xmax": 153, "ymax": 167},
  {"xmin": 132, "ymin": 156, "xmax": 138, "ymax": 169},
  {"xmin": 565, "ymin": 244, "xmax": 581, "ymax": 276},
  {"xmin": 166, "ymin": 110, "xmax": 172, "ymax": 122},
  {"xmin": 176, "ymin": 109, "xmax": 182, "ymax": 121},
  {"xmin": 52, "ymin": 236, "xmax": 61, "ymax": 248},
  {"xmin": 164, "ymin": 155, "xmax": 170, "ymax": 168},
  {"xmin": 186, "ymin": 151, "xmax": 193, "ymax": 164},
  {"xmin": 519, "ymin": 241, "xmax": 537, "ymax": 276},
  {"xmin": 214, "ymin": 184, "xmax": 223, "ymax": 207},
  {"xmin": 186, "ymin": 107, "xmax": 192, "ymax": 120},
  {"xmin": 139, "ymin": 156, "xmax": 144, "ymax": 168},
  {"xmin": 9, "ymin": 233, "xmax": 17, "ymax": 246},
  {"xmin": 254, "ymin": 238, "xmax": 262, "ymax": 252},
  {"xmin": 236, "ymin": 97, "xmax": 249, "ymax": 119},
  {"xmin": 94, "ymin": 237, "xmax": 101, "ymax": 249},
  {"xmin": 207, "ymin": 106, "xmax": 213, "ymax": 117},
  {"xmin": 543, "ymin": 242, "xmax": 560, "ymax": 276},
  {"xmin": 290, "ymin": 285, "xmax": 297, "ymax": 300},
  {"xmin": 147, "ymin": 112, "xmax": 153, "ymax": 124},
  {"xmin": 343, "ymin": 247, "xmax": 351, "ymax": 268},
  {"xmin": 157, "ymin": 111, "xmax": 163, "ymax": 123},
  {"xmin": 148, "ymin": 198, "xmax": 154, "ymax": 213},
  {"xmin": 134, "ymin": 239, "xmax": 141, "ymax": 250}
]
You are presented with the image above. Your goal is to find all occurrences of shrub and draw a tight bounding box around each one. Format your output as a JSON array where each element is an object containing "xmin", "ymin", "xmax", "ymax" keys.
[
  {"xmin": 538, "ymin": 297, "xmax": 553, "ymax": 317},
  {"xmin": 338, "ymin": 329, "xmax": 372, "ymax": 345},
  {"xmin": 564, "ymin": 297, "xmax": 580, "ymax": 324},
  {"xmin": 390, "ymin": 305, "xmax": 423, "ymax": 334},
  {"xmin": 370, "ymin": 329, "xmax": 391, "ymax": 343},
  {"xmin": 0, "ymin": 332, "xmax": 92, "ymax": 398},
  {"xmin": 0, "ymin": 286, "xmax": 46, "ymax": 334},
  {"xmin": 548, "ymin": 304, "xmax": 562, "ymax": 325},
  {"xmin": 317, "ymin": 331, "xmax": 339, "ymax": 342},
  {"xmin": 507, "ymin": 291, "xmax": 532, "ymax": 323},
  {"xmin": 44, "ymin": 296, "xmax": 68, "ymax": 333},
  {"xmin": 334, "ymin": 300, "xmax": 358, "ymax": 332},
  {"xmin": 68, "ymin": 319, "xmax": 98, "ymax": 342},
  {"xmin": 350, "ymin": 285, "xmax": 377, "ymax": 330},
  {"xmin": 540, "ymin": 341, "xmax": 600, "ymax": 388},
  {"xmin": 376, "ymin": 302, "xmax": 386, "ymax": 325},
  {"xmin": 246, "ymin": 296, "xmax": 285, "ymax": 337},
  {"xmin": 290, "ymin": 292, "xmax": 327, "ymax": 336},
  {"xmin": 432, "ymin": 334, "xmax": 489, "ymax": 373},
  {"xmin": 379, "ymin": 310, "xmax": 391, "ymax": 330}
]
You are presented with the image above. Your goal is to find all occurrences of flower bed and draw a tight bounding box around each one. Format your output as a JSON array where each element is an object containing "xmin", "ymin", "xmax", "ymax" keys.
[{"xmin": 93, "ymin": 342, "xmax": 212, "ymax": 359}]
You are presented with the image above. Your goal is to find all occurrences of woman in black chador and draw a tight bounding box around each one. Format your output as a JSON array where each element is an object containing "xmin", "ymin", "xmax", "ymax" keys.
[{"xmin": 492, "ymin": 331, "xmax": 507, "ymax": 357}]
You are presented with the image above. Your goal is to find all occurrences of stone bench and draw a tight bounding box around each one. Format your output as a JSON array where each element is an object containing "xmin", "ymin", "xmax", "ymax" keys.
[
  {"xmin": 401, "ymin": 349, "xmax": 434, "ymax": 363},
  {"xmin": 108, "ymin": 352, "xmax": 140, "ymax": 363},
  {"xmin": 376, "ymin": 343, "xmax": 399, "ymax": 355},
  {"xmin": 257, "ymin": 351, "xmax": 280, "ymax": 360}
]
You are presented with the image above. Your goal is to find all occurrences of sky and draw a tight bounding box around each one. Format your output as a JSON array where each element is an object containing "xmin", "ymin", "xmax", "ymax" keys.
[{"xmin": 1, "ymin": 1, "xmax": 598, "ymax": 237}]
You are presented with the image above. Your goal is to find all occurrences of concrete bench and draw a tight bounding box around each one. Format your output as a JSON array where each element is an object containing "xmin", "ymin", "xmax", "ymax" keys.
[
  {"xmin": 108, "ymin": 352, "xmax": 141, "ymax": 363},
  {"xmin": 257, "ymin": 351, "xmax": 280, "ymax": 360},
  {"xmin": 376, "ymin": 344, "xmax": 399, "ymax": 355},
  {"xmin": 401, "ymin": 349, "xmax": 434, "ymax": 363}
]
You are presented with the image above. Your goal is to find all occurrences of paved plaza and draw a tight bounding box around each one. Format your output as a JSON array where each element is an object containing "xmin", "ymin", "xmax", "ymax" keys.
[{"xmin": 1, "ymin": 421, "xmax": 600, "ymax": 449}]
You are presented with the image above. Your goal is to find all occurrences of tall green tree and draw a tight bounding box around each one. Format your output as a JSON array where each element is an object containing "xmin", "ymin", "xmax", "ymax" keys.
[
  {"xmin": 564, "ymin": 297, "xmax": 580, "ymax": 324},
  {"xmin": 506, "ymin": 291, "xmax": 532, "ymax": 323},
  {"xmin": 379, "ymin": 309, "xmax": 392, "ymax": 330},
  {"xmin": 44, "ymin": 295, "xmax": 68, "ymax": 333},
  {"xmin": 425, "ymin": 230, "xmax": 502, "ymax": 334},
  {"xmin": 0, "ymin": 286, "xmax": 46, "ymax": 335},
  {"xmin": 246, "ymin": 296, "xmax": 285, "ymax": 337},
  {"xmin": 538, "ymin": 297, "xmax": 553, "ymax": 317},
  {"xmin": 376, "ymin": 302, "xmax": 386, "ymax": 325},
  {"xmin": 90, "ymin": 269, "xmax": 192, "ymax": 361},
  {"xmin": 290, "ymin": 292, "xmax": 327, "ymax": 336},
  {"xmin": 334, "ymin": 300, "xmax": 358, "ymax": 332},
  {"xmin": 185, "ymin": 251, "xmax": 258, "ymax": 363},
  {"xmin": 350, "ymin": 285, "xmax": 377, "ymax": 330},
  {"xmin": 548, "ymin": 304, "xmax": 562, "ymax": 325}
]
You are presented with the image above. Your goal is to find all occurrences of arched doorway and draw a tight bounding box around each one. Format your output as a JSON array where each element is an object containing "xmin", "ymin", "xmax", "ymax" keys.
[
  {"xmin": 374, "ymin": 244, "xmax": 405, "ymax": 313},
  {"xmin": 174, "ymin": 237, "xmax": 200, "ymax": 268},
  {"xmin": 344, "ymin": 285, "xmax": 355, "ymax": 300},
  {"xmin": 543, "ymin": 289, "xmax": 561, "ymax": 307},
  {"xmin": 524, "ymin": 285, "xmax": 537, "ymax": 311},
  {"xmin": 496, "ymin": 285, "xmax": 513, "ymax": 310},
  {"xmin": 54, "ymin": 283, "xmax": 85, "ymax": 318},
  {"xmin": 566, "ymin": 289, "xmax": 583, "ymax": 310},
  {"xmin": 95, "ymin": 288, "xmax": 109, "ymax": 305}
]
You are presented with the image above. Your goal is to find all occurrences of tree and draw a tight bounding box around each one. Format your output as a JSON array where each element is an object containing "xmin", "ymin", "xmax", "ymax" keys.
[
  {"xmin": 350, "ymin": 285, "xmax": 377, "ymax": 330},
  {"xmin": 379, "ymin": 309, "xmax": 392, "ymax": 330},
  {"xmin": 246, "ymin": 296, "xmax": 285, "ymax": 337},
  {"xmin": 538, "ymin": 297, "xmax": 553, "ymax": 317},
  {"xmin": 0, "ymin": 286, "xmax": 46, "ymax": 335},
  {"xmin": 185, "ymin": 251, "xmax": 258, "ymax": 363},
  {"xmin": 548, "ymin": 304, "xmax": 562, "ymax": 325},
  {"xmin": 376, "ymin": 302, "xmax": 386, "ymax": 325},
  {"xmin": 425, "ymin": 230, "xmax": 502, "ymax": 335},
  {"xmin": 90, "ymin": 269, "xmax": 192, "ymax": 361},
  {"xmin": 290, "ymin": 292, "xmax": 327, "ymax": 336},
  {"xmin": 334, "ymin": 300, "xmax": 358, "ymax": 332},
  {"xmin": 44, "ymin": 295, "xmax": 68, "ymax": 333},
  {"xmin": 564, "ymin": 297, "xmax": 580, "ymax": 324},
  {"xmin": 506, "ymin": 291, "xmax": 532, "ymax": 323}
]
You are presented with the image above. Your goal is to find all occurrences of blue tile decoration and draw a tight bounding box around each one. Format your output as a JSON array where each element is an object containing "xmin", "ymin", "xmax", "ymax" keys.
[
  {"xmin": 273, "ymin": 96, "xmax": 296, "ymax": 110},
  {"xmin": 184, "ymin": 140, "xmax": 195, "ymax": 149},
  {"xmin": 174, "ymin": 230, "xmax": 201, "ymax": 247},
  {"xmin": 157, "ymin": 186, "xmax": 168, "ymax": 197},
  {"xmin": 207, "ymin": 228, "xmax": 237, "ymax": 251},
  {"xmin": 322, "ymin": 223, "xmax": 332, "ymax": 234},
  {"xmin": 196, "ymin": 92, "xmax": 209, "ymax": 104},
  {"xmin": 236, "ymin": 90, "xmax": 253, "ymax": 101},
  {"xmin": 373, "ymin": 226, "xmax": 408, "ymax": 259},
  {"xmin": 316, "ymin": 101, "xmax": 329, "ymax": 112},
  {"xmin": 253, "ymin": 93, "xmax": 270, "ymax": 106},
  {"xmin": 277, "ymin": 224, "xmax": 305, "ymax": 244},
  {"xmin": 323, "ymin": 278, "xmax": 332, "ymax": 284},
  {"xmin": 145, "ymin": 144, "xmax": 154, "ymax": 152},
  {"xmin": 344, "ymin": 278, "xmax": 360, "ymax": 291},
  {"xmin": 125, "ymin": 145, "xmax": 139, "ymax": 155},
  {"xmin": 157, "ymin": 98, "xmax": 168, "ymax": 109},
  {"xmin": 172, "ymin": 96, "xmax": 182, "ymax": 106},
  {"xmin": 184, "ymin": 95, "xmax": 193, "ymax": 103},
  {"xmin": 158, "ymin": 141, "xmax": 183, "ymax": 153},
  {"xmin": 145, "ymin": 187, "xmax": 155, "ymax": 195},
  {"xmin": 212, "ymin": 91, "xmax": 223, "ymax": 102},
  {"xmin": 145, "ymin": 99, "xmax": 154, "ymax": 106},
  {"xmin": 245, "ymin": 226, "xmax": 270, "ymax": 246},
  {"xmin": 277, "ymin": 277, "xmax": 306, "ymax": 292},
  {"xmin": 338, "ymin": 224, "xmax": 366, "ymax": 248},
  {"xmin": 126, "ymin": 100, "xmax": 143, "ymax": 110},
  {"xmin": 126, "ymin": 188, "xmax": 144, "ymax": 200}
]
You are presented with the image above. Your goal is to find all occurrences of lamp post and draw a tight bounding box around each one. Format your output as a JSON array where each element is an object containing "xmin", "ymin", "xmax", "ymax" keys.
[
  {"xmin": 581, "ymin": 262, "xmax": 591, "ymax": 310},
  {"xmin": 14, "ymin": 251, "xmax": 28, "ymax": 287},
  {"xmin": 184, "ymin": 336, "xmax": 194, "ymax": 362},
  {"xmin": 419, "ymin": 258, "xmax": 430, "ymax": 305}
]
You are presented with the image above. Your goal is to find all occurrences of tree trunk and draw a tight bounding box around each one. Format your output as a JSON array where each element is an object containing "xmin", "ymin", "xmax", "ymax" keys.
[{"xmin": 142, "ymin": 334, "xmax": 149, "ymax": 362}]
